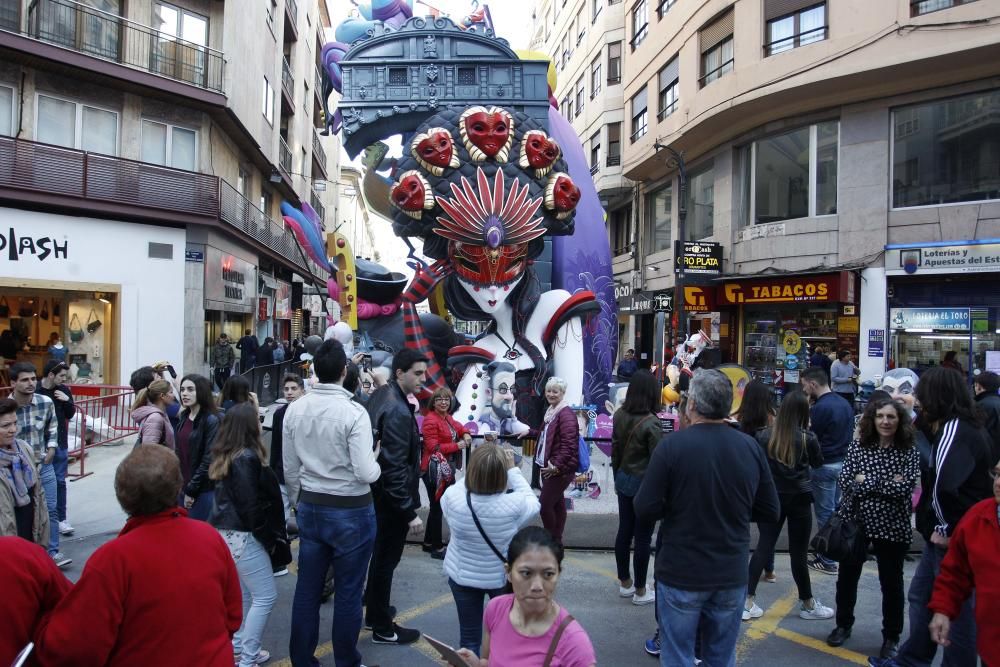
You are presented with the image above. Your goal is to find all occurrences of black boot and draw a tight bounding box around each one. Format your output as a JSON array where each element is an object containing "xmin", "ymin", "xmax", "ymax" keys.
[
  {"xmin": 879, "ymin": 639, "xmax": 899, "ymax": 659},
  {"xmin": 827, "ymin": 626, "xmax": 851, "ymax": 647}
]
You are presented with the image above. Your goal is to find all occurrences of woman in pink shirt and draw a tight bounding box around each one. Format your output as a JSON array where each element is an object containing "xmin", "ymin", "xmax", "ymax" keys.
[{"xmin": 456, "ymin": 526, "xmax": 596, "ymax": 667}]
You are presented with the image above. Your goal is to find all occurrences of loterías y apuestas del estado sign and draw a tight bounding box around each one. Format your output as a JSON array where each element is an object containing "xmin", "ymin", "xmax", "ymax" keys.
[{"xmin": 0, "ymin": 227, "xmax": 68, "ymax": 261}]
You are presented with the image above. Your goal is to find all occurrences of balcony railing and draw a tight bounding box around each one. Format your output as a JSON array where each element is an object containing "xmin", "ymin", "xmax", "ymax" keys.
[
  {"xmin": 22, "ymin": 0, "xmax": 224, "ymax": 92},
  {"xmin": 281, "ymin": 57, "xmax": 294, "ymax": 98},
  {"xmin": 0, "ymin": 135, "xmax": 322, "ymax": 277},
  {"xmin": 590, "ymin": 162, "xmax": 599, "ymax": 175},
  {"xmin": 0, "ymin": 1, "xmax": 19, "ymax": 30},
  {"xmin": 312, "ymin": 129, "xmax": 327, "ymax": 176},
  {"xmin": 310, "ymin": 189, "xmax": 325, "ymax": 223},
  {"xmin": 278, "ymin": 137, "xmax": 292, "ymax": 178}
]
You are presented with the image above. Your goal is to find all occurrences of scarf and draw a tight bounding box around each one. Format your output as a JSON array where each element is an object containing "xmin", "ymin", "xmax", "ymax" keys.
[
  {"xmin": 543, "ymin": 399, "xmax": 570, "ymax": 425},
  {"xmin": 0, "ymin": 442, "xmax": 36, "ymax": 507}
]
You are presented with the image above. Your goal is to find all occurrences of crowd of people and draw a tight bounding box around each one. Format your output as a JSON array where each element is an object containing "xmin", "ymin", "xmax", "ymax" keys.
[{"xmin": 1, "ymin": 337, "xmax": 998, "ymax": 667}]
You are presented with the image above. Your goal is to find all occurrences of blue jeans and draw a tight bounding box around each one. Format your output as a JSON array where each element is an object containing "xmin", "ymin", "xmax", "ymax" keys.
[
  {"xmin": 39, "ymin": 462, "xmax": 59, "ymax": 555},
  {"xmin": 448, "ymin": 578, "xmax": 506, "ymax": 656},
  {"xmin": 53, "ymin": 447, "xmax": 68, "ymax": 523},
  {"xmin": 656, "ymin": 581, "xmax": 744, "ymax": 667},
  {"xmin": 290, "ymin": 502, "xmax": 376, "ymax": 667},
  {"xmin": 811, "ymin": 461, "xmax": 843, "ymax": 565},
  {"xmin": 231, "ymin": 535, "xmax": 277, "ymax": 667},
  {"xmin": 894, "ymin": 543, "xmax": 977, "ymax": 667}
]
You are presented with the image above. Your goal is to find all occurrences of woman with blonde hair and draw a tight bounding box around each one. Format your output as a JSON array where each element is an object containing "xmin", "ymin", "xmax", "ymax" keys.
[
  {"xmin": 130, "ymin": 378, "xmax": 176, "ymax": 449},
  {"xmin": 207, "ymin": 403, "xmax": 278, "ymax": 667},
  {"xmin": 533, "ymin": 376, "xmax": 579, "ymax": 544},
  {"xmin": 440, "ymin": 443, "xmax": 539, "ymax": 655}
]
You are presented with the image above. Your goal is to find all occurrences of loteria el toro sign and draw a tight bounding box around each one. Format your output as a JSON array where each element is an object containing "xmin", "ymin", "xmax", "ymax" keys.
[{"xmin": 719, "ymin": 272, "xmax": 854, "ymax": 305}]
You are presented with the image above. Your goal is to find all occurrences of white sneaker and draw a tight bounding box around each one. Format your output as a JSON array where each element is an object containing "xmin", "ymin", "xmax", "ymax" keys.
[
  {"xmin": 632, "ymin": 589, "xmax": 656, "ymax": 606},
  {"xmin": 273, "ymin": 568, "xmax": 289, "ymax": 577},
  {"xmin": 799, "ymin": 599, "xmax": 835, "ymax": 620},
  {"xmin": 742, "ymin": 601, "xmax": 763, "ymax": 621},
  {"xmin": 619, "ymin": 584, "xmax": 636, "ymax": 597},
  {"xmin": 58, "ymin": 521, "xmax": 74, "ymax": 536},
  {"xmin": 51, "ymin": 552, "xmax": 72, "ymax": 569}
]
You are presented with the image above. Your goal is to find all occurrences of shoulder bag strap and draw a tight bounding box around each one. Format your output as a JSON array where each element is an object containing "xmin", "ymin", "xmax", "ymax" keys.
[
  {"xmin": 466, "ymin": 490, "xmax": 506, "ymax": 564},
  {"xmin": 542, "ymin": 614, "xmax": 576, "ymax": 667},
  {"xmin": 622, "ymin": 414, "xmax": 656, "ymax": 455}
]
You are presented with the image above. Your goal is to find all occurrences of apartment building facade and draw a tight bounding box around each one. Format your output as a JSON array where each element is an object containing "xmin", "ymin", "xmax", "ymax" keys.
[
  {"xmin": 0, "ymin": 0, "xmax": 339, "ymax": 382},
  {"xmin": 617, "ymin": 0, "xmax": 1000, "ymax": 392}
]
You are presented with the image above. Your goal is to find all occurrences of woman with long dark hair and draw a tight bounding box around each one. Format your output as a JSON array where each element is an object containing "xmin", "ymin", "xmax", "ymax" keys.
[
  {"xmin": 208, "ymin": 403, "xmax": 277, "ymax": 667},
  {"xmin": 744, "ymin": 391, "xmax": 831, "ymax": 622},
  {"xmin": 175, "ymin": 374, "xmax": 220, "ymax": 520},
  {"xmin": 738, "ymin": 379, "xmax": 778, "ymax": 581},
  {"xmin": 611, "ymin": 370, "xmax": 662, "ymax": 605},
  {"xmin": 866, "ymin": 367, "xmax": 992, "ymax": 666},
  {"xmin": 827, "ymin": 396, "xmax": 920, "ymax": 658},
  {"xmin": 219, "ymin": 375, "xmax": 259, "ymax": 414}
]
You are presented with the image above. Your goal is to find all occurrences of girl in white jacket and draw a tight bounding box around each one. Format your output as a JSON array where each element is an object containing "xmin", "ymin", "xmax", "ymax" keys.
[{"xmin": 440, "ymin": 443, "xmax": 540, "ymax": 656}]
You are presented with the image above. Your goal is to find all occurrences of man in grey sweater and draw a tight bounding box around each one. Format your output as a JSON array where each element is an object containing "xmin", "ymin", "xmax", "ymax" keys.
[
  {"xmin": 283, "ymin": 339, "xmax": 381, "ymax": 667},
  {"xmin": 830, "ymin": 349, "xmax": 859, "ymax": 406}
]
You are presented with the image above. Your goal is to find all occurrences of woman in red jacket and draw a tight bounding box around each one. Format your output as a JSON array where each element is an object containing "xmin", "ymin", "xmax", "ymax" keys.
[
  {"xmin": 34, "ymin": 445, "xmax": 242, "ymax": 666},
  {"xmin": 533, "ymin": 377, "xmax": 580, "ymax": 544},
  {"xmin": 928, "ymin": 463, "xmax": 1000, "ymax": 667},
  {"xmin": 421, "ymin": 386, "xmax": 471, "ymax": 558}
]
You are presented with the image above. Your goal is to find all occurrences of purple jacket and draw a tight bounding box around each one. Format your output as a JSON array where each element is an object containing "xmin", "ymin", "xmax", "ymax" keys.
[{"xmin": 541, "ymin": 406, "xmax": 579, "ymax": 475}]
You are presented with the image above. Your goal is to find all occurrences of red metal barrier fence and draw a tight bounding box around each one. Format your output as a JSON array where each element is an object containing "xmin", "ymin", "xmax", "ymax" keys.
[{"xmin": 1, "ymin": 384, "xmax": 136, "ymax": 480}]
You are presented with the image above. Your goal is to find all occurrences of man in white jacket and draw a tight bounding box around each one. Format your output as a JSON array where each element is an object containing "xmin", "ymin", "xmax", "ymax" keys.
[
  {"xmin": 283, "ymin": 339, "xmax": 381, "ymax": 667},
  {"xmin": 440, "ymin": 444, "xmax": 540, "ymax": 655}
]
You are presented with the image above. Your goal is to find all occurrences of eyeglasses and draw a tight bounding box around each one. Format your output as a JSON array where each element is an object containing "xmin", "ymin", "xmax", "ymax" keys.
[
  {"xmin": 990, "ymin": 468, "xmax": 1000, "ymax": 480},
  {"xmin": 496, "ymin": 383, "xmax": 510, "ymax": 395},
  {"xmin": 362, "ymin": 381, "xmax": 372, "ymax": 389},
  {"xmin": 434, "ymin": 397, "xmax": 451, "ymax": 403}
]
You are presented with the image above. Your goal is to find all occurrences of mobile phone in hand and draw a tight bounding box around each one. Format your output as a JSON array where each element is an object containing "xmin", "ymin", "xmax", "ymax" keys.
[{"xmin": 362, "ymin": 354, "xmax": 372, "ymax": 373}]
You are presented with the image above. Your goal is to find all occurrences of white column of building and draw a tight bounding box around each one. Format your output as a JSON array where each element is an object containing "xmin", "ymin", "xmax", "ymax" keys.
[{"xmin": 858, "ymin": 267, "xmax": 887, "ymax": 383}]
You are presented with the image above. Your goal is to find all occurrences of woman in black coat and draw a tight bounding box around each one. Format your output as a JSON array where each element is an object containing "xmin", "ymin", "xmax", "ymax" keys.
[{"xmin": 175, "ymin": 374, "xmax": 220, "ymax": 520}]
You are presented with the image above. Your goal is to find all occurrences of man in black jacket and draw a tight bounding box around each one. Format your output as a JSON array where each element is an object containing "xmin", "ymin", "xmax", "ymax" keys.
[
  {"xmin": 236, "ymin": 330, "xmax": 258, "ymax": 372},
  {"xmin": 973, "ymin": 371, "xmax": 1000, "ymax": 465},
  {"xmin": 634, "ymin": 369, "xmax": 779, "ymax": 667},
  {"xmin": 38, "ymin": 361, "xmax": 75, "ymax": 537},
  {"xmin": 364, "ymin": 348, "xmax": 427, "ymax": 645}
]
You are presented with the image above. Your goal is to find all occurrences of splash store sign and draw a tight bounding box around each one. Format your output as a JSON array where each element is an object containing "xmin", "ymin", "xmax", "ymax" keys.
[
  {"xmin": 0, "ymin": 227, "xmax": 69, "ymax": 262},
  {"xmin": 719, "ymin": 272, "xmax": 852, "ymax": 305}
]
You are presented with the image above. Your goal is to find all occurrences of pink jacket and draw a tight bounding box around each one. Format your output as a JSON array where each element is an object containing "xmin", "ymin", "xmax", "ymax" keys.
[{"xmin": 131, "ymin": 406, "xmax": 176, "ymax": 450}]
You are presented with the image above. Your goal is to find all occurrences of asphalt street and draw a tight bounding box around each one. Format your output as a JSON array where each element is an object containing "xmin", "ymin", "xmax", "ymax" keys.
[{"xmin": 52, "ymin": 442, "xmax": 942, "ymax": 666}]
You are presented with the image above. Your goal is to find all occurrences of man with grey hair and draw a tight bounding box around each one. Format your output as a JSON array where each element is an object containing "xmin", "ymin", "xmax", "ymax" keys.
[{"xmin": 635, "ymin": 369, "xmax": 779, "ymax": 667}]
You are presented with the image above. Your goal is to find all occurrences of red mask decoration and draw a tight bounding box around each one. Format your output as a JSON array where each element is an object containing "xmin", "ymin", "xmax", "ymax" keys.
[
  {"xmin": 544, "ymin": 172, "xmax": 580, "ymax": 220},
  {"xmin": 390, "ymin": 170, "xmax": 433, "ymax": 219},
  {"xmin": 449, "ymin": 242, "xmax": 529, "ymax": 286},
  {"xmin": 460, "ymin": 106, "xmax": 514, "ymax": 163},
  {"xmin": 518, "ymin": 130, "xmax": 561, "ymax": 177},
  {"xmin": 410, "ymin": 127, "xmax": 459, "ymax": 176}
]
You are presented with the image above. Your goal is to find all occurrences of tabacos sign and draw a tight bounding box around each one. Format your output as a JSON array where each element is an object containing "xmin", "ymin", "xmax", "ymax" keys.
[
  {"xmin": 0, "ymin": 227, "xmax": 69, "ymax": 261},
  {"xmin": 719, "ymin": 272, "xmax": 851, "ymax": 305}
]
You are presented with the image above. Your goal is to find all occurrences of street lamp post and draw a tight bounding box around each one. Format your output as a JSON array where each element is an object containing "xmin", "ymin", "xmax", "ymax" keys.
[{"xmin": 653, "ymin": 142, "xmax": 687, "ymax": 354}]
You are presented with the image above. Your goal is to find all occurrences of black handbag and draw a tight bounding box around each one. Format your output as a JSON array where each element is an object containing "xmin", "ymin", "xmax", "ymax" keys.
[
  {"xmin": 86, "ymin": 308, "xmax": 102, "ymax": 334},
  {"xmin": 810, "ymin": 484, "xmax": 867, "ymax": 562}
]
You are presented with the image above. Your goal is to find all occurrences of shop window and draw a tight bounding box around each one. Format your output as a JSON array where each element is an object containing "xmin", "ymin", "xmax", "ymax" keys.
[
  {"xmin": 35, "ymin": 93, "xmax": 118, "ymax": 155},
  {"xmin": 657, "ymin": 56, "xmax": 679, "ymax": 121},
  {"xmin": 607, "ymin": 41, "xmax": 622, "ymax": 85},
  {"xmin": 686, "ymin": 162, "xmax": 714, "ymax": 241},
  {"xmin": 765, "ymin": 2, "xmax": 827, "ymax": 56},
  {"xmin": 141, "ymin": 119, "xmax": 198, "ymax": 170},
  {"xmin": 631, "ymin": 0, "xmax": 648, "ymax": 50},
  {"xmin": 744, "ymin": 304, "xmax": 839, "ymax": 392},
  {"xmin": 607, "ymin": 122, "xmax": 621, "ymax": 166},
  {"xmin": 700, "ymin": 10, "xmax": 734, "ymax": 87},
  {"xmin": 910, "ymin": 0, "xmax": 978, "ymax": 17},
  {"xmin": 892, "ymin": 89, "xmax": 1000, "ymax": 208},
  {"xmin": 0, "ymin": 85, "xmax": 13, "ymax": 137},
  {"xmin": 747, "ymin": 121, "xmax": 838, "ymax": 224},
  {"xmin": 590, "ymin": 55, "xmax": 601, "ymax": 98},
  {"xmin": 630, "ymin": 86, "xmax": 647, "ymax": 143},
  {"xmin": 646, "ymin": 185, "xmax": 672, "ymax": 254}
]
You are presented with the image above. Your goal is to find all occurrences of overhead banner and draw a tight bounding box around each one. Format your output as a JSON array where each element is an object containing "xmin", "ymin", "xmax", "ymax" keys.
[{"xmin": 886, "ymin": 242, "xmax": 1000, "ymax": 275}]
